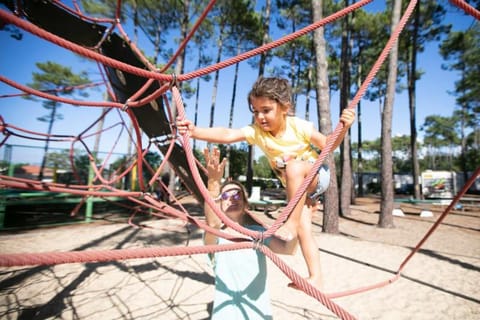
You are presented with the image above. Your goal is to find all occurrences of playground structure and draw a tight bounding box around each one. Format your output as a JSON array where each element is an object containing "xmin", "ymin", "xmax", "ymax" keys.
[
  {"xmin": 0, "ymin": 1, "xmax": 479, "ymax": 319},
  {"xmin": 0, "ymin": 143, "xmax": 147, "ymax": 229}
]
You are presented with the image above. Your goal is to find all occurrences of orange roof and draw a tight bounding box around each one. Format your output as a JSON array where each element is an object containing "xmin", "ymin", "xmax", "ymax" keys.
[{"xmin": 19, "ymin": 165, "xmax": 54, "ymax": 176}]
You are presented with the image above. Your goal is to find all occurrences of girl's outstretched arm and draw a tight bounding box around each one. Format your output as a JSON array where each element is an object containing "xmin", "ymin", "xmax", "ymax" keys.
[{"xmin": 176, "ymin": 118, "xmax": 246, "ymax": 143}]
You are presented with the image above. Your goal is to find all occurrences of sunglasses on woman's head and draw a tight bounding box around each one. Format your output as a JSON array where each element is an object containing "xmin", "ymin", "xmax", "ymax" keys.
[{"xmin": 219, "ymin": 189, "xmax": 242, "ymax": 201}]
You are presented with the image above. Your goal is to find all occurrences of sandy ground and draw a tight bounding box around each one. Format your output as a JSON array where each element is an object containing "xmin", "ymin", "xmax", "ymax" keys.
[{"xmin": 0, "ymin": 196, "xmax": 479, "ymax": 320}]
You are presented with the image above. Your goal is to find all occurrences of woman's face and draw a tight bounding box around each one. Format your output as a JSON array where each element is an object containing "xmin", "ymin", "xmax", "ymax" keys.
[
  {"xmin": 250, "ymin": 96, "xmax": 288, "ymax": 136},
  {"xmin": 219, "ymin": 184, "xmax": 246, "ymax": 222}
]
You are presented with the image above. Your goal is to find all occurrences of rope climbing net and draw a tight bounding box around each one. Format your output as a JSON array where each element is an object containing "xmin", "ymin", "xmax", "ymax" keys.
[{"xmin": 0, "ymin": 1, "xmax": 478, "ymax": 319}]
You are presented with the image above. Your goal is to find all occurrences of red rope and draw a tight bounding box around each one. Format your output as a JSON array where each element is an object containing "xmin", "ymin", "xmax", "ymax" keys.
[
  {"xmin": 327, "ymin": 166, "xmax": 480, "ymax": 299},
  {"xmin": 160, "ymin": 0, "xmax": 218, "ymax": 73},
  {"xmin": 0, "ymin": 0, "xmax": 374, "ymax": 85},
  {"xmin": 397, "ymin": 166, "xmax": 480, "ymax": 273},
  {"xmin": 174, "ymin": 86, "xmax": 262, "ymax": 239},
  {"xmin": 449, "ymin": 0, "xmax": 480, "ymax": 20},
  {"xmin": 0, "ymin": 242, "xmax": 254, "ymax": 267},
  {"xmin": 52, "ymin": 0, "xmax": 117, "ymax": 24},
  {"xmin": 0, "ymin": 9, "xmax": 172, "ymax": 82},
  {"xmin": 179, "ymin": 0, "xmax": 373, "ymax": 82},
  {"xmin": 0, "ymin": 81, "xmax": 104, "ymax": 99},
  {"xmin": 0, "ymin": 0, "xmax": 373, "ymax": 116},
  {"xmin": 265, "ymin": 0, "xmax": 419, "ymax": 239},
  {"xmin": 0, "ymin": 75, "xmax": 121, "ymax": 108},
  {"xmin": 174, "ymin": 83, "xmax": 360, "ymax": 318},
  {"xmin": 1, "ymin": 1, "xmax": 478, "ymax": 319},
  {"xmin": 260, "ymin": 245, "xmax": 357, "ymax": 320}
]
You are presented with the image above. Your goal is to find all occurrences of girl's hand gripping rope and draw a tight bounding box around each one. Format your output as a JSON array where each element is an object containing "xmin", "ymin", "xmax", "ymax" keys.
[
  {"xmin": 339, "ymin": 109, "xmax": 356, "ymax": 128},
  {"xmin": 176, "ymin": 117, "xmax": 195, "ymax": 138}
]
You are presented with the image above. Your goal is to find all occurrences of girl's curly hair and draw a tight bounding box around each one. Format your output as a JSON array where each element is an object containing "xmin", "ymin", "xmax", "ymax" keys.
[{"xmin": 247, "ymin": 76, "xmax": 292, "ymax": 113}]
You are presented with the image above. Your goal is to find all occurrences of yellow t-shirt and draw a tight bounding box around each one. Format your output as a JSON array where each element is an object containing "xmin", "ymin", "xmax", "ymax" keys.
[{"xmin": 241, "ymin": 116, "xmax": 318, "ymax": 186}]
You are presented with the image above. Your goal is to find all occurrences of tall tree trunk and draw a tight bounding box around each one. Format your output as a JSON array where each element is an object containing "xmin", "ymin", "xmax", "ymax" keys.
[
  {"xmin": 356, "ymin": 61, "xmax": 364, "ymax": 197},
  {"xmin": 247, "ymin": 0, "xmax": 271, "ymax": 194},
  {"xmin": 93, "ymin": 107, "xmax": 108, "ymax": 159},
  {"xmin": 208, "ymin": 34, "xmax": 224, "ymax": 142},
  {"xmin": 348, "ymin": 12, "xmax": 356, "ymax": 205},
  {"xmin": 168, "ymin": 0, "xmax": 190, "ymax": 198},
  {"xmin": 289, "ymin": 20, "xmax": 297, "ymax": 109},
  {"xmin": 379, "ymin": 0, "xmax": 402, "ymax": 228},
  {"xmin": 460, "ymin": 100, "xmax": 468, "ymax": 183},
  {"xmin": 340, "ymin": 0, "xmax": 352, "ymax": 216},
  {"xmin": 193, "ymin": 46, "xmax": 202, "ymax": 152},
  {"xmin": 305, "ymin": 41, "xmax": 314, "ymax": 121},
  {"xmin": 225, "ymin": 46, "xmax": 242, "ymax": 178},
  {"xmin": 458, "ymin": 65, "xmax": 468, "ymax": 182},
  {"xmin": 409, "ymin": 2, "xmax": 421, "ymax": 199},
  {"xmin": 258, "ymin": 0, "xmax": 270, "ymax": 78},
  {"xmin": 312, "ymin": 0, "xmax": 339, "ymax": 233},
  {"xmin": 132, "ymin": 0, "xmax": 138, "ymax": 44},
  {"xmin": 39, "ymin": 103, "xmax": 57, "ymax": 181}
]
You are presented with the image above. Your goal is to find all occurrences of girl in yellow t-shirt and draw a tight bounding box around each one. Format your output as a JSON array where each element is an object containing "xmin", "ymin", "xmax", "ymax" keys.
[{"xmin": 177, "ymin": 77, "xmax": 355, "ymax": 289}]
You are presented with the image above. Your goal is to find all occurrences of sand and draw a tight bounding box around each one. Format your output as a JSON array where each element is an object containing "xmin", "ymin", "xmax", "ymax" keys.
[{"xmin": 0, "ymin": 197, "xmax": 479, "ymax": 320}]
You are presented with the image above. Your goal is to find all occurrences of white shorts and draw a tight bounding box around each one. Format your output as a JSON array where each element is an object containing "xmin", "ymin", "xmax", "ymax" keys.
[{"xmin": 308, "ymin": 164, "xmax": 330, "ymax": 200}]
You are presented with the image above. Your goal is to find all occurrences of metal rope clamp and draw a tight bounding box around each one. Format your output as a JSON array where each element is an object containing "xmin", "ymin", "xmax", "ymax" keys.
[
  {"xmin": 253, "ymin": 232, "xmax": 265, "ymax": 250},
  {"xmin": 169, "ymin": 73, "xmax": 178, "ymax": 89},
  {"xmin": 122, "ymin": 98, "xmax": 131, "ymax": 111}
]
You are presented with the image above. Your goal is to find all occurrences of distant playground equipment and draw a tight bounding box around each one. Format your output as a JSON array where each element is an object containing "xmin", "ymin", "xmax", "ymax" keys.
[
  {"xmin": 0, "ymin": 189, "xmax": 134, "ymax": 229},
  {"xmin": 421, "ymin": 170, "xmax": 457, "ymax": 199},
  {"xmin": 392, "ymin": 170, "xmax": 479, "ymax": 217},
  {"xmin": 0, "ymin": 143, "xmax": 163, "ymax": 229},
  {"xmin": 0, "ymin": 1, "xmax": 478, "ymax": 320},
  {"xmin": 0, "ymin": 151, "xmax": 144, "ymax": 230}
]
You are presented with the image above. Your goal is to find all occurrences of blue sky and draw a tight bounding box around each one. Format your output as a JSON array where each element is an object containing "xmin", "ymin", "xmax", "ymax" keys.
[{"xmin": 0, "ymin": 1, "xmax": 476, "ymax": 165}]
